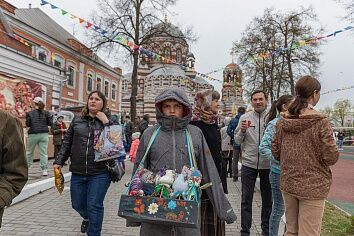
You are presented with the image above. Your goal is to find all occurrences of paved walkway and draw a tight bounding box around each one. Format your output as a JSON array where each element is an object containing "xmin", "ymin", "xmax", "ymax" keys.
[
  {"xmin": 327, "ymin": 147, "xmax": 354, "ymax": 215},
  {"xmin": 27, "ymin": 159, "xmax": 70, "ymax": 185},
  {"xmin": 1, "ymin": 161, "xmax": 269, "ymax": 236}
]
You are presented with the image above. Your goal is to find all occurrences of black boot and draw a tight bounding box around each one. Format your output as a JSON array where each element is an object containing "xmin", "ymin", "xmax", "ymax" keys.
[{"xmin": 81, "ymin": 220, "xmax": 89, "ymax": 233}]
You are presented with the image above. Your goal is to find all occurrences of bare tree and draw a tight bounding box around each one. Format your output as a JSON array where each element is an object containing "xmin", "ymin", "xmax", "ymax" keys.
[
  {"xmin": 232, "ymin": 7, "xmax": 322, "ymax": 101},
  {"xmin": 336, "ymin": 0, "xmax": 354, "ymax": 22},
  {"xmin": 86, "ymin": 0, "xmax": 195, "ymax": 124}
]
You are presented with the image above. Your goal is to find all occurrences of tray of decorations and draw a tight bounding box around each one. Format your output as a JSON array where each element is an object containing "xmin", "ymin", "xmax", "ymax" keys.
[{"xmin": 118, "ymin": 128, "xmax": 208, "ymax": 228}]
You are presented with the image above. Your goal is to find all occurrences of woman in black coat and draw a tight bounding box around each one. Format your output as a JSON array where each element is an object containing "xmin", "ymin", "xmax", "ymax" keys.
[
  {"xmin": 190, "ymin": 89, "xmax": 228, "ymax": 236},
  {"xmin": 53, "ymin": 90, "xmax": 113, "ymax": 235}
]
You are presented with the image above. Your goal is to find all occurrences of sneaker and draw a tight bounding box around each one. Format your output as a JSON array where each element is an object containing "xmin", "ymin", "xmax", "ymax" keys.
[
  {"xmin": 81, "ymin": 220, "xmax": 89, "ymax": 233},
  {"xmin": 42, "ymin": 170, "xmax": 48, "ymax": 176}
]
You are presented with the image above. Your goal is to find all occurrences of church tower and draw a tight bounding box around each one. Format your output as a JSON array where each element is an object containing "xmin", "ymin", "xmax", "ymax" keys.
[{"xmin": 221, "ymin": 62, "xmax": 245, "ymax": 116}]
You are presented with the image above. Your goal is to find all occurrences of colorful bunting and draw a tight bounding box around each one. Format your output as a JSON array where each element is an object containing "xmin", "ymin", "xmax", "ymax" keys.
[
  {"xmin": 40, "ymin": 0, "xmax": 48, "ymax": 6},
  {"xmin": 50, "ymin": 4, "xmax": 58, "ymax": 10},
  {"xmin": 61, "ymin": 10, "xmax": 67, "ymax": 15},
  {"xmin": 38, "ymin": 0, "xmax": 225, "ymax": 84},
  {"xmin": 0, "ymin": 29, "xmax": 32, "ymax": 48},
  {"xmin": 250, "ymin": 25, "xmax": 354, "ymax": 62}
]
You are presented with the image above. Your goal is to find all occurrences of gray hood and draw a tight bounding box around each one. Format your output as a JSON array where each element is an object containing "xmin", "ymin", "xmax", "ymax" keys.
[{"xmin": 155, "ymin": 88, "xmax": 192, "ymax": 131}]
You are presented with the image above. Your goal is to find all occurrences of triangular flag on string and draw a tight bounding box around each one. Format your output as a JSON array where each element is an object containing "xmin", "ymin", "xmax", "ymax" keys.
[
  {"xmin": 85, "ymin": 22, "xmax": 93, "ymax": 29},
  {"xmin": 40, "ymin": 0, "xmax": 49, "ymax": 6},
  {"xmin": 101, "ymin": 30, "xmax": 108, "ymax": 35},
  {"xmin": 333, "ymin": 30, "xmax": 343, "ymax": 37},
  {"xmin": 79, "ymin": 18, "xmax": 85, "ymax": 24},
  {"xmin": 70, "ymin": 14, "xmax": 77, "ymax": 19},
  {"xmin": 93, "ymin": 26, "xmax": 101, "ymax": 31},
  {"xmin": 50, "ymin": 4, "xmax": 58, "ymax": 9},
  {"xmin": 344, "ymin": 26, "xmax": 354, "ymax": 31},
  {"xmin": 133, "ymin": 44, "xmax": 140, "ymax": 50},
  {"xmin": 61, "ymin": 10, "xmax": 68, "ymax": 15}
]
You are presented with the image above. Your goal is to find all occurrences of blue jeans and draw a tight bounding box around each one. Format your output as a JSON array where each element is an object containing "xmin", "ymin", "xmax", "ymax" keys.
[
  {"xmin": 338, "ymin": 139, "xmax": 344, "ymax": 149},
  {"xmin": 269, "ymin": 171, "xmax": 285, "ymax": 236},
  {"xmin": 71, "ymin": 173, "xmax": 111, "ymax": 236}
]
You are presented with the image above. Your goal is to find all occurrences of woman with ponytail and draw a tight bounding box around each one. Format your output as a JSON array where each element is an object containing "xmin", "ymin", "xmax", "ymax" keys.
[
  {"xmin": 271, "ymin": 76, "xmax": 339, "ymax": 235},
  {"xmin": 259, "ymin": 94, "xmax": 293, "ymax": 236}
]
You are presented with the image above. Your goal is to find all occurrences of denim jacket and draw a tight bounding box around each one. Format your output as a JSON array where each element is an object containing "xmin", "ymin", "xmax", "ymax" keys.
[{"xmin": 259, "ymin": 117, "xmax": 280, "ymax": 173}]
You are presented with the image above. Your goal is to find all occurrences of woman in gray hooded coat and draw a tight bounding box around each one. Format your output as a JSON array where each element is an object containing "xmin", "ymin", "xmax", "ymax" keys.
[{"xmin": 132, "ymin": 88, "xmax": 236, "ymax": 236}]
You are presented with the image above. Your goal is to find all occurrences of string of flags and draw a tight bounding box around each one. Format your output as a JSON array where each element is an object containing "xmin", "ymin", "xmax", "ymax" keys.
[
  {"xmin": 248, "ymin": 26, "xmax": 354, "ymax": 62},
  {"xmin": 0, "ymin": 29, "xmax": 32, "ymax": 48},
  {"xmin": 321, "ymin": 84, "xmax": 354, "ymax": 95},
  {"xmin": 38, "ymin": 0, "xmax": 222, "ymax": 83}
]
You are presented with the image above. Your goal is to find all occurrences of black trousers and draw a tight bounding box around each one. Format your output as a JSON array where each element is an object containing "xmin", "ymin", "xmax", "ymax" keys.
[
  {"xmin": 232, "ymin": 148, "xmax": 241, "ymax": 178},
  {"xmin": 241, "ymin": 165, "xmax": 272, "ymax": 236}
]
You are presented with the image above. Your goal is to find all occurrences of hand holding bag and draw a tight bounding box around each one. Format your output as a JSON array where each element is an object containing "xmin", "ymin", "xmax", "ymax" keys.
[{"xmin": 106, "ymin": 161, "xmax": 125, "ymax": 183}]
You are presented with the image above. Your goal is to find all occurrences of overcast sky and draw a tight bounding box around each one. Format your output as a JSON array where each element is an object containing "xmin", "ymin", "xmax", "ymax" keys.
[{"xmin": 6, "ymin": 0, "xmax": 354, "ymax": 109}]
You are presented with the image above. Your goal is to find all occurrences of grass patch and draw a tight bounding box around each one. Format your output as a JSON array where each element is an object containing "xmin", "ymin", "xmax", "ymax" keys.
[{"xmin": 322, "ymin": 202, "xmax": 354, "ymax": 236}]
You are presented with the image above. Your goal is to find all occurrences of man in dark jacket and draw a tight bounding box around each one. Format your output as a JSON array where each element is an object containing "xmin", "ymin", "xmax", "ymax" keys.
[
  {"xmin": 124, "ymin": 115, "xmax": 133, "ymax": 152},
  {"xmin": 138, "ymin": 114, "xmax": 150, "ymax": 137},
  {"xmin": 227, "ymin": 107, "xmax": 246, "ymax": 181},
  {"xmin": 0, "ymin": 111, "xmax": 28, "ymax": 227}
]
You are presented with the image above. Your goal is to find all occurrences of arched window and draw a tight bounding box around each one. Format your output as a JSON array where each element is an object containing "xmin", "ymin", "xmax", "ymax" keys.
[
  {"xmin": 37, "ymin": 46, "xmax": 50, "ymax": 63},
  {"xmin": 164, "ymin": 47, "xmax": 171, "ymax": 59},
  {"xmin": 96, "ymin": 76, "xmax": 102, "ymax": 91},
  {"xmin": 53, "ymin": 54, "xmax": 65, "ymax": 68},
  {"xmin": 111, "ymin": 83, "xmax": 117, "ymax": 100},
  {"xmin": 104, "ymin": 79, "xmax": 110, "ymax": 98},
  {"xmin": 176, "ymin": 49, "xmax": 182, "ymax": 63},
  {"xmin": 67, "ymin": 66, "xmax": 75, "ymax": 87},
  {"xmin": 87, "ymin": 72, "xmax": 94, "ymax": 92}
]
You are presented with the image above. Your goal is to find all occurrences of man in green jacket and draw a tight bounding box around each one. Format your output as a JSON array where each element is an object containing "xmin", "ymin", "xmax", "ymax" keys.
[{"xmin": 0, "ymin": 110, "xmax": 28, "ymax": 227}]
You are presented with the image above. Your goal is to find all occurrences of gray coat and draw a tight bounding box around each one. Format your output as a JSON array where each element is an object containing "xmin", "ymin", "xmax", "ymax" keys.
[
  {"xmin": 132, "ymin": 88, "xmax": 236, "ymax": 236},
  {"xmin": 234, "ymin": 109, "xmax": 269, "ymax": 169}
]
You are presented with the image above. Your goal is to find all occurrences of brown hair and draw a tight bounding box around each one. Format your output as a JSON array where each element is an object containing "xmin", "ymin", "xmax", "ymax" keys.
[
  {"xmin": 251, "ymin": 90, "xmax": 267, "ymax": 100},
  {"xmin": 288, "ymin": 75, "xmax": 321, "ymax": 117},
  {"xmin": 266, "ymin": 94, "xmax": 293, "ymax": 124},
  {"xmin": 81, "ymin": 90, "xmax": 107, "ymax": 117}
]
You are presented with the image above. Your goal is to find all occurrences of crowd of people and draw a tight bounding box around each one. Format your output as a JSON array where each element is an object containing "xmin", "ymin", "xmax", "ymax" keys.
[{"xmin": 0, "ymin": 75, "xmax": 342, "ymax": 236}]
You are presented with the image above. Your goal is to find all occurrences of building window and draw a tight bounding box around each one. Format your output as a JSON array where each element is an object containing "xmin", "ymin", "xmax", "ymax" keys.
[
  {"xmin": 111, "ymin": 83, "xmax": 117, "ymax": 100},
  {"xmin": 104, "ymin": 80, "xmax": 110, "ymax": 98},
  {"xmin": 164, "ymin": 47, "xmax": 171, "ymax": 59},
  {"xmin": 53, "ymin": 54, "xmax": 65, "ymax": 68},
  {"xmin": 176, "ymin": 49, "xmax": 182, "ymax": 63},
  {"xmin": 67, "ymin": 66, "xmax": 75, "ymax": 87},
  {"xmin": 87, "ymin": 73, "xmax": 93, "ymax": 92},
  {"xmin": 96, "ymin": 77, "xmax": 102, "ymax": 91},
  {"xmin": 37, "ymin": 47, "xmax": 50, "ymax": 63}
]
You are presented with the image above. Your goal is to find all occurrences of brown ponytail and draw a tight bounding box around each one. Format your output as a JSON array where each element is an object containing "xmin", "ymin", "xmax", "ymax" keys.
[
  {"xmin": 266, "ymin": 94, "xmax": 293, "ymax": 124},
  {"xmin": 287, "ymin": 75, "xmax": 321, "ymax": 117}
]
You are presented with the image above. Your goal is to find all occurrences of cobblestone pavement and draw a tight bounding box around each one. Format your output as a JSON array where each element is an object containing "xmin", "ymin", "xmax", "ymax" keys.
[
  {"xmin": 27, "ymin": 159, "xmax": 70, "ymax": 185},
  {"xmin": 1, "ymin": 161, "xmax": 268, "ymax": 236}
]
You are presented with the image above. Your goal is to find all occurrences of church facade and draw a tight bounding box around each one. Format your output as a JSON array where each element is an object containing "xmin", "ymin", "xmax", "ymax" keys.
[
  {"xmin": 121, "ymin": 22, "xmax": 213, "ymax": 123},
  {"xmin": 220, "ymin": 62, "xmax": 246, "ymax": 117}
]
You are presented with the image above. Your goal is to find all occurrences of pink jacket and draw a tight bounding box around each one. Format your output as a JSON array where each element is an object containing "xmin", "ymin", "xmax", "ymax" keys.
[{"xmin": 129, "ymin": 139, "xmax": 140, "ymax": 162}]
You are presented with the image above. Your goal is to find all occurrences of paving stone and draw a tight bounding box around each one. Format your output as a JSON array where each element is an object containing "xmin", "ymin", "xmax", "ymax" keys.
[{"xmin": 0, "ymin": 161, "xmax": 275, "ymax": 235}]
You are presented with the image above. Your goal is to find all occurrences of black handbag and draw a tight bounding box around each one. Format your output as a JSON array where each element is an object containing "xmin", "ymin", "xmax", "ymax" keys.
[{"xmin": 106, "ymin": 161, "xmax": 125, "ymax": 183}]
